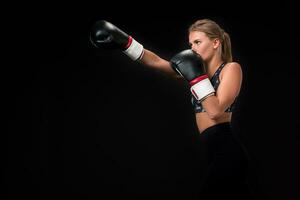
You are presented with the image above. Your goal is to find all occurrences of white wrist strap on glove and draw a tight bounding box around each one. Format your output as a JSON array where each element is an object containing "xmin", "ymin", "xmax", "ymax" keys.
[
  {"xmin": 190, "ymin": 78, "xmax": 215, "ymax": 102},
  {"xmin": 123, "ymin": 36, "xmax": 144, "ymax": 61}
]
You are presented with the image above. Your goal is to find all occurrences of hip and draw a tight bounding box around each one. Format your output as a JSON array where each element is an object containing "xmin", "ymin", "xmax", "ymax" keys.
[{"xmin": 198, "ymin": 121, "xmax": 250, "ymax": 165}]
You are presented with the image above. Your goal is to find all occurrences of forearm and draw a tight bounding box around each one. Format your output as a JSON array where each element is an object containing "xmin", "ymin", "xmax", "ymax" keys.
[
  {"xmin": 90, "ymin": 20, "xmax": 181, "ymax": 79},
  {"xmin": 201, "ymin": 95, "xmax": 225, "ymax": 119},
  {"xmin": 139, "ymin": 49, "xmax": 180, "ymax": 77}
]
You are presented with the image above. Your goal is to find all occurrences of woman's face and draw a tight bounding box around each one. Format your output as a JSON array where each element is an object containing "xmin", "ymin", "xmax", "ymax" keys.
[{"xmin": 189, "ymin": 31, "xmax": 217, "ymax": 62}]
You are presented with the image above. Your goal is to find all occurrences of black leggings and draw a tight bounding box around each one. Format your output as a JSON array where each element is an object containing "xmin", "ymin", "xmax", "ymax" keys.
[{"xmin": 199, "ymin": 122, "xmax": 253, "ymax": 199}]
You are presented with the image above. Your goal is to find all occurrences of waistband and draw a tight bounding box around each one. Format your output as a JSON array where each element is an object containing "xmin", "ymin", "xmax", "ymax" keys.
[{"xmin": 201, "ymin": 122, "xmax": 232, "ymax": 136}]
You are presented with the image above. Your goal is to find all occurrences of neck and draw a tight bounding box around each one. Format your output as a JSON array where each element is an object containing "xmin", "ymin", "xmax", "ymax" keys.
[{"xmin": 205, "ymin": 55, "xmax": 224, "ymax": 77}]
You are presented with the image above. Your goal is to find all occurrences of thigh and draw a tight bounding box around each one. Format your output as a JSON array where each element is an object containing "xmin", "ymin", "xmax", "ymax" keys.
[{"xmin": 200, "ymin": 143, "xmax": 250, "ymax": 199}]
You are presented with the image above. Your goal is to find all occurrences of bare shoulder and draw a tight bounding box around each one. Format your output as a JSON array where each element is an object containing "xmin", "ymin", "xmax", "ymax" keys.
[
  {"xmin": 224, "ymin": 62, "xmax": 242, "ymax": 72},
  {"xmin": 220, "ymin": 62, "xmax": 242, "ymax": 79}
]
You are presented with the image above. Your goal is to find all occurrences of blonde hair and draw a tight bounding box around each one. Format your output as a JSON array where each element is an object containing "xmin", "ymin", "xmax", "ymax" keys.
[{"xmin": 189, "ymin": 19, "xmax": 232, "ymax": 63}]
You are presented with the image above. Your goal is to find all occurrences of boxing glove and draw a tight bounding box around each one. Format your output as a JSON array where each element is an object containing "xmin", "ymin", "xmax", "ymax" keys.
[
  {"xmin": 170, "ymin": 49, "xmax": 215, "ymax": 102},
  {"xmin": 90, "ymin": 20, "xmax": 144, "ymax": 61}
]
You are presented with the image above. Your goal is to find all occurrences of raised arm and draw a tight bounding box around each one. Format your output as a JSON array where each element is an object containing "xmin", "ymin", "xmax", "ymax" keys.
[{"xmin": 90, "ymin": 20, "xmax": 180, "ymax": 78}]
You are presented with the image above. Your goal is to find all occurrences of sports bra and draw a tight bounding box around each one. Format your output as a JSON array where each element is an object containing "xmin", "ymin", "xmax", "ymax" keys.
[{"xmin": 191, "ymin": 62, "xmax": 236, "ymax": 113}]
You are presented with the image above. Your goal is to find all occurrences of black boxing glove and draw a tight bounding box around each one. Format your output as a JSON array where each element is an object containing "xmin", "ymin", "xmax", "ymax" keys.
[
  {"xmin": 90, "ymin": 20, "xmax": 144, "ymax": 61},
  {"xmin": 170, "ymin": 49, "xmax": 215, "ymax": 102}
]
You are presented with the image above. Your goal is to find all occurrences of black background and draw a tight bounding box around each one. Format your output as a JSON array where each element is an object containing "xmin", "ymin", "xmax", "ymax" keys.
[{"xmin": 5, "ymin": 2, "xmax": 300, "ymax": 200}]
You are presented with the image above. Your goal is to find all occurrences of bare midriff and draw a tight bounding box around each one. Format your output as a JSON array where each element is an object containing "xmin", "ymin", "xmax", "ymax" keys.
[{"xmin": 196, "ymin": 112, "xmax": 232, "ymax": 133}]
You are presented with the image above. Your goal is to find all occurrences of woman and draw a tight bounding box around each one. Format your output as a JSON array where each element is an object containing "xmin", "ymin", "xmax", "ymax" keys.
[
  {"xmin": 142, "ymin": 19, "xmax": 252, "ymax": 199},
  {"xmin": 91, "ymin": 18, "xmax": 254, "ymax": 199}
]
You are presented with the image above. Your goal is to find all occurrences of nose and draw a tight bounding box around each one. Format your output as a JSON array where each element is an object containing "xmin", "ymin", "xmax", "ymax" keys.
[
  {"xmin": 190, "ymin": 43, "xmax": 194, "ymax": 50},
  {"xmin": 190, "ymin": 44, "xmax": 197, "ymax": 53},
  {"xmin": 190, "ymin": 49, "xmax": 201, "ymax": 58},
  {"xmin": 191, "ymin": 46, "xmax": 197, "ymax": 54}
]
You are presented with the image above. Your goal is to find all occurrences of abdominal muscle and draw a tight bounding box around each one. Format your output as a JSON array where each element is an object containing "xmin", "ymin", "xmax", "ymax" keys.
[{"xmin": 196, "ymin": 112, "xmax": 232, "ymax": 133}]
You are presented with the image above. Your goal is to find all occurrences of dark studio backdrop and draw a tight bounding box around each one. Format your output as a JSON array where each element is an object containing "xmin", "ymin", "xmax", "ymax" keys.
[{"xmin": 5, "ymin": 2, "xmax": 300, "ymax": 200}]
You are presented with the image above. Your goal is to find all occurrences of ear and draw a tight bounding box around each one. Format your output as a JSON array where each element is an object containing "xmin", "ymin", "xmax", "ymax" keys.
[{"xmin": 213, "ymin": 38, "xmax": 221, "ymax": 49}]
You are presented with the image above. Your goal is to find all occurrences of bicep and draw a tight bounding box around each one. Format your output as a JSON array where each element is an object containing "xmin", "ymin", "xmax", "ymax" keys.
[{"xmin": 216, "ymin": 63, "xmax": 242, "ymax": 111}]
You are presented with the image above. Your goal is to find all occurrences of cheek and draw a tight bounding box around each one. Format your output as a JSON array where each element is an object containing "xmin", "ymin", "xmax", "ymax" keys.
[
  {"xmin": 198, "ymin": 42, "xmax": 210, "ymax": 52},
  {"xmin": 197, "ymin": 45, "xmax": 209, "ymax": 56},
  {"xmin": 195, "ymin": 45, "xmax": 206, "ymax": 55},
  {"xmin": 202, "ymin": 44, "xmax": 214, "ymax": 55}
]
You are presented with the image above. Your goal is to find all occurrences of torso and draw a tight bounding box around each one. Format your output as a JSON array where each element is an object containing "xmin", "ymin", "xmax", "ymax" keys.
[
  {"xmin": 196, "ymin": 112, "xmax": 231, "ymax": 133},
  {"xmin": 194, "ymin": 62, "xmax": 233, "ymax": 133}
]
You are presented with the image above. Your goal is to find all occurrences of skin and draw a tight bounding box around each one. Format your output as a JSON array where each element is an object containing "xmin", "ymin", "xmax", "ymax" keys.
[{"xmin": 139, "ymin": 31, "xmax": 242, "ymax": 133}]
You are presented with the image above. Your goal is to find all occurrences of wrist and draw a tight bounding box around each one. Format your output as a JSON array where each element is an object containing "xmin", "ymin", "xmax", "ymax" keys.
[
  {"xmin": 123, "ymin": 36, "xmax": 144, "ymax": 61},
  {"xmin": 198, "ymin": 92, "xmax": 215, "ymax": 103}
]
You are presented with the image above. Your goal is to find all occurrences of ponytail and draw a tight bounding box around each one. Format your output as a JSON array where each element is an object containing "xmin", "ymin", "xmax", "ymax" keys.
[{"xmin": 222, "ymin": 31, "xmax": 232, "ymax": 63}]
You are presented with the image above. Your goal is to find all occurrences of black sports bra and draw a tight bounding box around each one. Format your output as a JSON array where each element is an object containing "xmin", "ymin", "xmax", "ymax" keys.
[{"xmin": 191, "ymin": 63, "xmax": 236, "ymax": 113}]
